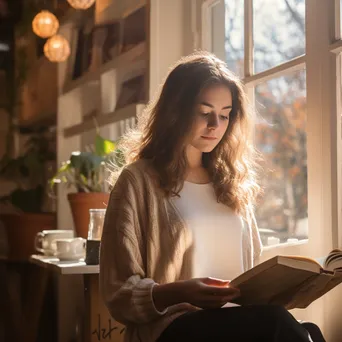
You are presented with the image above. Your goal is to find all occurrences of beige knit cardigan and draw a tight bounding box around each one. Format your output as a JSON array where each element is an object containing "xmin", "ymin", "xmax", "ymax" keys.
[{"xmin": 99, "ymin": 159, "xmax": 263, "ymax": 342}]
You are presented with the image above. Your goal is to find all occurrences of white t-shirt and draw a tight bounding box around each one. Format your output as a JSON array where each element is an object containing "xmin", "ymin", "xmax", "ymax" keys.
[{"xmin": 172, "ymin": 181, "xmax": 244, "ymax": 281}]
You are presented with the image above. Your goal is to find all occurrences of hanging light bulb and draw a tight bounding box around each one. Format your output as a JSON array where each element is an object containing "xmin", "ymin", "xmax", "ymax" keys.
[
  {"xmin": 32, "ymin": 10, "xmax": 59, "ymax": 38},
  {"xmin": 44, "ymin": 35, "xmax": 70, "ymax": 63},
  {"xmin": 66, "ymin": 0, "xmax": 96, "ymax": 10}
]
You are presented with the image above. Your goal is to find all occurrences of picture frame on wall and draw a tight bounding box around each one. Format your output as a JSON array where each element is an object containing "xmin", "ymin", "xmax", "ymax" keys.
[
  {"xmin": 100, "ymin": 21, "xmax": 122, "ymax": 64},
  {"xmin": 115, "ymin": 74, "xmax": 146, "ymax": 110},
  {"xmin": 121, "ymin": 6, "xmax": 146, "ymax": 53},
  {"xmin": 72, "ymin": 23, "xmax": 93, "ymax": 80}
]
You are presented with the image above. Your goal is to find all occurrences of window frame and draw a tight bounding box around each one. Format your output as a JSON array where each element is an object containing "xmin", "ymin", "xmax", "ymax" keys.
[{"xmin": 201, "ymin": 0, "xmax": 341, "ymax": 260}]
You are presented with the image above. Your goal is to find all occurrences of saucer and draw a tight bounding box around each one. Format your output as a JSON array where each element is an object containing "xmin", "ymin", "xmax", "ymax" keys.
[{"xmin": 56, "ymin": 253, "xmax": 85, "ymax": 261}]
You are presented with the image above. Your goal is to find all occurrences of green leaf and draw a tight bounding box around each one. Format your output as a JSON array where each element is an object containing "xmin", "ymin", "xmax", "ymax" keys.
[
  {"xmin": 49, "ymin": 161, "xmax": 71, "ymax": 188},
  {"xmin": 95, "ymin": 135, "xmax": 116, "ymax": 156},
  {"xmin": 70, "ymin": 152, "xmax": 104, "ymax": 177},
  {"xmin": 70, "ymin": 153, "xmax": 83, "ymax": 169}
]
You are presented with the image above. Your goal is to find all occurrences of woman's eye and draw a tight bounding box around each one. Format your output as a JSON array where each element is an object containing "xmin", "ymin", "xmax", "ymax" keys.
[
  {"xmin": 220, "ymin": 115, "xmax": 229, "ymax": 120},
  {"xmin": 200, "ymin": 112, "xmax": 210, "ymax": 117}
]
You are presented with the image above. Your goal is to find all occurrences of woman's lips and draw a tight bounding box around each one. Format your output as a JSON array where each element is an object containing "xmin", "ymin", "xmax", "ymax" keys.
[{"xmin": 201, "ymin": 136, "xmax": 217, "ymax": 140}]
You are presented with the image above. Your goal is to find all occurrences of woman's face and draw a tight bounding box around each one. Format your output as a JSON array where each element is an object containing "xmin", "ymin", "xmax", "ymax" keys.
[{"xmin": 189, "ymin": 84, "xmax": 233, "ymax": 153}]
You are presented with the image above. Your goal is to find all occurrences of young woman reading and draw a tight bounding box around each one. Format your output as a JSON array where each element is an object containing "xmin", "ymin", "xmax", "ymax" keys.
[{"xmin": 100, "ymin": 52, "xmax": 325, "ymax": 342}]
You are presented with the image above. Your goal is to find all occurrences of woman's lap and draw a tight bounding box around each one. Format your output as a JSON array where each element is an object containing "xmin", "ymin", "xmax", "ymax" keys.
[{"xmin": 157, "ymin": 305, "xmax": 325, "ymax": 342}]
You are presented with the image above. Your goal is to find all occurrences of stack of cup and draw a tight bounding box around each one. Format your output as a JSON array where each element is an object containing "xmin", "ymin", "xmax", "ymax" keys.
[{"xmin": 85, "ymin": 209, "xmax": 106, "ymax": 265}]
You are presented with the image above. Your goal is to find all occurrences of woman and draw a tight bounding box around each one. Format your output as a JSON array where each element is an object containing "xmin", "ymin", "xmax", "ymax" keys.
[{"xmin": 100, "ymin": 52, "xmax": 325, "ymax": 342}]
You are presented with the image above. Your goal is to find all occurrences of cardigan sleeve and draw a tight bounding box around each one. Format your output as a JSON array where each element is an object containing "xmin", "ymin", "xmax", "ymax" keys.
[{"xmin": 99, "ymin": 169, "xmax": 167, "ymax": 325}]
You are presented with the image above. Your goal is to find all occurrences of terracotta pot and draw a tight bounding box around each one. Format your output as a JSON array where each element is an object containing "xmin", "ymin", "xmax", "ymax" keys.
[
  {"xmin": 1, "ymin": 212, "xmax": 56, "ymax": 261},
  {"xmin": 67, "ymin": 192, "xmax": 109, "ymax": 238}
]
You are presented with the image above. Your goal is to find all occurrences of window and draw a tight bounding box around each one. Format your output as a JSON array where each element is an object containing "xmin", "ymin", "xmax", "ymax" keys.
[
  {"xmin": 221, "ymin": 0, "xmax": 244, "ymax": 76},
  {"xmin": 255, "ymin": 70, "xmax": 307, "ymax": 245},
  {"xmin": 204, "ymin": 0, "xmax": 342, "ymax": 260},
  {"xmin": 207, "ymin": 0, "xmax": 309, "ymax": 247},
  {"xmin": 253, "ymin": 0, "xmax": 305, "ymax": 73}
]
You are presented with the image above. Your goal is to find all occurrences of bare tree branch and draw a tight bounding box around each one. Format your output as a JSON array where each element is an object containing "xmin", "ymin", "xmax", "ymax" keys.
[{"xmin": 284, "ymin": 0, "xmax": 305, "ymax": 33}]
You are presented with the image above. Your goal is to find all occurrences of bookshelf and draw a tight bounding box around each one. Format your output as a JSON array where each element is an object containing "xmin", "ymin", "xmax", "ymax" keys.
[
  {"xmin": 62, "ymin": 42, "xmax": 146, "ymax": 95},
  {"xmin": 63, "ymin": 103, "xmax": 145, "ymax": 138},
  {"xmin": 56, "ymin": 0, "xmax": 149, "ymax": 233}
]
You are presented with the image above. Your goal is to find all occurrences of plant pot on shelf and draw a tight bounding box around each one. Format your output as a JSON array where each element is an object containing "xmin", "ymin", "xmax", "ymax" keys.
[
  {"xmin": 67, "ymin": 192, "xmax": 109, "ymax": 239},
  {"xmin": 0, "ymin": 212, "xmax": 56, "ymax": 261}
]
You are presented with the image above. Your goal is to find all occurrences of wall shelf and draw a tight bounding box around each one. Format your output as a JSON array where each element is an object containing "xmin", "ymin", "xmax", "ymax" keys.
[
  {"xmin": 63, "ymin": 103, "xmax": 145, "ymax": 138},
  {"xmin": 122, "ymin": 0, "xmax": 146, "ymax": 18},
  {"xmin": 62, "ymin": 42, "xmax": 147, "ymax": 95}
]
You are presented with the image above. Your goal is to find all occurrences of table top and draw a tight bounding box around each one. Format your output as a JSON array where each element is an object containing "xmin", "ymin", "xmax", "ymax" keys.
[{"xmin": 29, "ymin": 254, "xmax": 99, "ymax": 275}]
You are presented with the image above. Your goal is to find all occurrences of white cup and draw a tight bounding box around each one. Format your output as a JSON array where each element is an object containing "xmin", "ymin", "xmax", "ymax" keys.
[
  {"xmin": 35, "ymin": 230, "xmax": 74, "ymax": 256},
  {"xmin": 55, "ymin": 237, "xmax": 86, "ymax": 261}
]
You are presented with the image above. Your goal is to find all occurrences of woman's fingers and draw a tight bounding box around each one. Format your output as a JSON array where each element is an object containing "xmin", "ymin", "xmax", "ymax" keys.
[
  {"xmin": 202, "ymin": 277, "xmax": 230, "ymax": 287},
  {"xmin": 201, "ymin": 283, "xmax": 240, "ymax": 297}
]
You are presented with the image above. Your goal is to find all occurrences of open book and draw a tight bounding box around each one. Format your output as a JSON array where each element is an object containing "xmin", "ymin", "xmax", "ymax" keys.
[{"xmin": 230, "ymin": 249, "xmax": 342, "ymax": 309}]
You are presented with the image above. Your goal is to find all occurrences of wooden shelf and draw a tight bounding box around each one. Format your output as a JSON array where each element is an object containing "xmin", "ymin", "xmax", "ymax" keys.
[
  {"xmin": 62, "ymin": 42, "xmax": 147, "ymax": 95},
  {"xmin": 63, "ymin": 103, "xmax": 145, "ymax": 138},
  {"xmin": 122, "ymin": 0, "xmax": 146, "ymax": 18}
]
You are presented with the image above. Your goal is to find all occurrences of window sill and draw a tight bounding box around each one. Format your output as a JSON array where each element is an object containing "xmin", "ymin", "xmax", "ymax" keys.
[{"xmin": 262, "ymin": 238, "xmax": 308, "ymax": 252}]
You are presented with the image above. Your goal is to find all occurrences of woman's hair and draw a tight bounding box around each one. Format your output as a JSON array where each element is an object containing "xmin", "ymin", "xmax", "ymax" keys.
[{"xmin": 110, "ymin": 51, "xmax": 262, "ymax": 215}]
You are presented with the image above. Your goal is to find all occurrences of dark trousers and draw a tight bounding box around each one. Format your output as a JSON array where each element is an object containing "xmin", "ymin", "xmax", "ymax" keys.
[{"xmin": 157, "ymin": 305, "xmax": 326, "ymax": 342}]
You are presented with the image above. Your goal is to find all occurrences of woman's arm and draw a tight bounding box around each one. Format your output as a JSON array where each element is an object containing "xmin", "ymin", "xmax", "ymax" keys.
[
  {"xmin": 152, "ymin": 278, "xmax": 241, "ymax": 312},
  {"xmin": 152, "ymin": 282, "xmax": 184, "ymax": 312},
  {"xmin": 100, "ymin": 169, "xmax": 166, "ymax": 325}
]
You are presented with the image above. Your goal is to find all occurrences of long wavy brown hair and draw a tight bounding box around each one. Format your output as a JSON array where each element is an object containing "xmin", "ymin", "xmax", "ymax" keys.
[{"xmin": 111, "ymin": 51, "xmax": 262, "ymax": 216}]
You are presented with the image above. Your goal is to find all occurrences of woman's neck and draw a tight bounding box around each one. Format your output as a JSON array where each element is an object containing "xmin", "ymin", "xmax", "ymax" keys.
[
  {"xmin": 185, "ymin": 145, "xmax": 210, "ymax": 183},
  {"xmin": 186, "ymin": 144, "xmax": 202, "ymax": 168}
]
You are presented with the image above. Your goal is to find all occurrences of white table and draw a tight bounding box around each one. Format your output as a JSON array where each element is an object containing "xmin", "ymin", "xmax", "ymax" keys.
[{"xmin": 30, "ymin": 255, "xmax": 125, "ymax": 342}]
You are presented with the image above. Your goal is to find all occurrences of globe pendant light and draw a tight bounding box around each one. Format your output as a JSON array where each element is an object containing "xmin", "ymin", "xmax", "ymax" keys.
[
  {"xmin": 44, "ymin": 35, "xmax": 71, "ymax": 62},
  {"xmin": 66, "ymin": 0, "xmax": 96, "ymax": 10},
  {"xmin": 32, "ymin": 10, "xmax": 59, "ymax": 38}
]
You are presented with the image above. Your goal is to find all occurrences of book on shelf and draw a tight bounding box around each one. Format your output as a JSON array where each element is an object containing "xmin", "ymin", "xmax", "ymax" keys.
[{"xmin": 229, "ymin": 249, "xmax": 342, "ymax": 309}]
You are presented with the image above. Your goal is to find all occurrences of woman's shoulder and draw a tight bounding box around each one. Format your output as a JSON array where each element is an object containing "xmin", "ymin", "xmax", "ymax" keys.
[
  {"xmin": 124, "ymin": 158, "xmax": 155, "ymax": 175},
  {"xmin": 114, "ymin": 159, "xmax": 161, "ymax": 198},
  {"xmin": 120, "ymin": 159, "xmax": 157, "ymax": 184}
]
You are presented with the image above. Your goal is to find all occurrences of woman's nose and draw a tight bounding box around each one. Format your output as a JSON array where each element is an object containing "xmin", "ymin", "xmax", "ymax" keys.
[{"xmin": 207, "ymin": 115, "xmax": 219, "ymax": 129}]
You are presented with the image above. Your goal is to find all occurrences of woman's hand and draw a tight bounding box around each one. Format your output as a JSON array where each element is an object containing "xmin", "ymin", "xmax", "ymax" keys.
[
  {"xmin": 178, "ymin": 277, "xmax": 240, "ymax": 309},
  {"xmin": 152, "ymin": 277, "xmax": 240, "ymax": 312}
]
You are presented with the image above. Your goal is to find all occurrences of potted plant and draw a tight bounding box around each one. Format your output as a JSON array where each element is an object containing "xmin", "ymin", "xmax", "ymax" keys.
[
  {"xmin": 0, "ymin": 128, "xmax": 57, "ymax": 260},
  {"xmin": 50, "ymin": 133, "xmax": 122, "ymax": 238}
]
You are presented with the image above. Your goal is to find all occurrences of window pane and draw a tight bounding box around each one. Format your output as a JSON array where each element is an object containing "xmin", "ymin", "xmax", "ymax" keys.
[
  {"xmin": 254, "ymin": 70, "xmax": 307, "ymax": 246},
  {"xmin": 223, "ymin": 0, "xmax": 244, "ymax": 77},
  {"xmin": 253, "ymin": 0, "xmax": 305, "ymax": 73}
]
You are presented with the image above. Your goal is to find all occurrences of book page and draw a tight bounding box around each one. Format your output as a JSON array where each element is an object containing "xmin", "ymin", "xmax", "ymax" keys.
[
  {"xmin": 231, "ymin": 263, "xmax": 318, "ymax": 306},
  {"xmin": 229, "ymin": 255, "xmax": 342, "ymax": 308},
  {"xmin": 324, "ymin": 249, "xmax": 342, "ymax": 272},
  {"xmin": 282, "ymin": 255, "xmax": 322, "ymax": 268},
  {"xmin": 230, "ymin": 255, "xmax": 320, "ymax": 289}
]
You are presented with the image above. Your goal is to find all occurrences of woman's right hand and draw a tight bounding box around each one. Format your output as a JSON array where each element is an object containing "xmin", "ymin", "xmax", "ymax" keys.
[
  {"xmin": 178, "ymin": 277, "xmax": 240, "ymax": 309},
  {"xmin": 152, "ymin": 277, "xmax": 240, "ymax": 312}
]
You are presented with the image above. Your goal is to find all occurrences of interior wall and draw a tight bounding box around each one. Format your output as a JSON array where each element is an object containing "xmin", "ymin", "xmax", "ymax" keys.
[
  {"xmin": 16, "ymin": 31, "xmax": 57, "ymax": 125},
  {"xmin": 149, "ymin": 0, "xmax": 194, "ymax": 99},
  {"xmin": 20, "ymin": 58, "xmax": 57, "ymax": 123}
]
